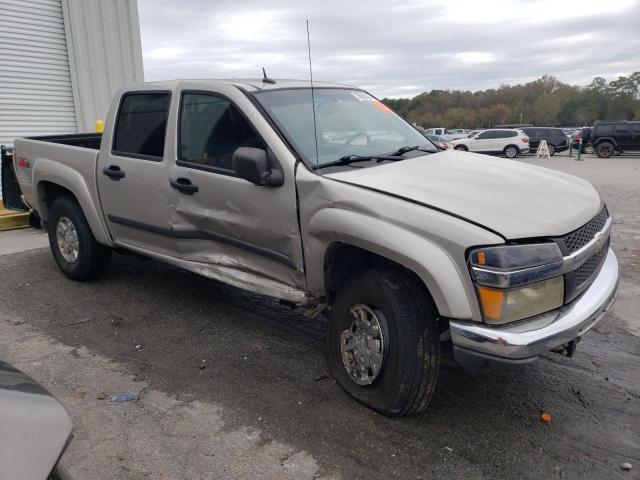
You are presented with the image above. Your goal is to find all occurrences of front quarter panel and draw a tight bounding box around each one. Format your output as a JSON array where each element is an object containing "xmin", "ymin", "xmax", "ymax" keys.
[{"xmin": 296, "ymin": 166, "xmax": 504, "ymax": 321}]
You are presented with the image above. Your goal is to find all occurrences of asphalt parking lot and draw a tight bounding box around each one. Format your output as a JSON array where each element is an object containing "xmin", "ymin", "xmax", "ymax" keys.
[{"xmin": 1, "ymin": 153, "xmax": 638, "ymax": 480}]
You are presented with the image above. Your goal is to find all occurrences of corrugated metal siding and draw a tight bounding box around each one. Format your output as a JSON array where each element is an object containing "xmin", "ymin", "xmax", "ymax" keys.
[
  {"xmin": 0, "ymin": 0, "xmax": 78, "ymax": 147},
  {"xmin": 63, "ymin": 0, "xmax": 144, "ymax": 130}
]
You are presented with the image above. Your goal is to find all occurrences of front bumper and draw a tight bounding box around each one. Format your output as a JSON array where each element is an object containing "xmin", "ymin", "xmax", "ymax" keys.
[{"xmin": 450, "ymin": 248, "xmax": 619, "ymax": 364}]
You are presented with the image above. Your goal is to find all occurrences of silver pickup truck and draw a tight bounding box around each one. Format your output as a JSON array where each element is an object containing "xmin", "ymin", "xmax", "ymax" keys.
[{"xmin": 4, "ymin": 79, "xmax": 619, "ymax": 416}]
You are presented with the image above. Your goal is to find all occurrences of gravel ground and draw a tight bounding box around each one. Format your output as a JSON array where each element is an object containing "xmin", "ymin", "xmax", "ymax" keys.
[{"xmin": 0, "ymin": 154, "xmax": 638, "ymax": 479}]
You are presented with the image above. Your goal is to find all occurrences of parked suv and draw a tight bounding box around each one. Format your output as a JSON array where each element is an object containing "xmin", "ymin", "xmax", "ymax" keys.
[
  {"xmin": 451, "ymin": 129, "xmax": 529, "ymax": 158},
  {"xmin": 521, "ymin": 127, "xmax": 569, "ymax": 155},
  {"xmin": 591, "ymin": 120, "xmax": 640, "ymax": 158}
]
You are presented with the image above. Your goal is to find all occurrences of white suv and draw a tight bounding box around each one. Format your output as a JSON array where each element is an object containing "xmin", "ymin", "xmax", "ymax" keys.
[{"xmin": 451, "ymin": 129, "xmax": 529, "ymax": 158}]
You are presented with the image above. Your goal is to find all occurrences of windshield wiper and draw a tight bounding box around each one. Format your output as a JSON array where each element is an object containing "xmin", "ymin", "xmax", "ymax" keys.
[
  {"xmin": 386, "ymin": 145, "xmax": 434, "ymax": 156},
  {"xmin": 314, "ymin": 145, "xmax": 435, "ymax": 170},
  {"xmin": 314, "ymin": 154, "xmax": 401, "ymax": 170}
]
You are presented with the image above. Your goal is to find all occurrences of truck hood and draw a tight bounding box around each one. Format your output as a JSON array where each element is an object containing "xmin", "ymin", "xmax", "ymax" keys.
[{"xmin": 326, "ymin": 150, "xmax": 601, "ymax": 239}]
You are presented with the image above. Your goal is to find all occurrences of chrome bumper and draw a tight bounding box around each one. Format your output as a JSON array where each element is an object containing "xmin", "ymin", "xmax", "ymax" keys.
[{"xmin": 450, "ymin": 248, "xmax": 619, "ymax": 361}]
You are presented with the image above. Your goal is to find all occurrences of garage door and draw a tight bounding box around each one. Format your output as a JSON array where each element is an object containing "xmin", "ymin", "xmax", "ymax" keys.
[{"xmin": 0, "ymin": 0, "xmax": 78, "ymax": 148}]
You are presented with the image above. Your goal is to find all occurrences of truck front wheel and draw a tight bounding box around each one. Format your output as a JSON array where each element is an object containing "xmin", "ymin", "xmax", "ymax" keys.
[
  {"xmin": 47, "ymin": 196, "xmax": 111, "ymax": 280},
  {"xmin": 326, "ymin": 268, "xmax": 440, "ymax": 416}
]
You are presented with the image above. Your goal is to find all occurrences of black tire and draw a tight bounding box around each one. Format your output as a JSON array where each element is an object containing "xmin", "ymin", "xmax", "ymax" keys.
[
  {"xmin": 454, "ymin": 145, "xmax": 468, "ymax": 151},
  {"xmin": 548, "ymin": 144, "xmax": 556, "ymax": 156},
  {"xmin": 47, "ymin": 196, "xmax": 111, "ymax": 280},
  {"xmin": 504, "ymin": 145, "xmax": 519, "ymax": 158},
  {"xmin": 327, "ymin": 268, "xmax": 440, "ymax": 416},
  {"xmin": 596, "ymin": 142, "xmax": 614, "ymax": 158}
]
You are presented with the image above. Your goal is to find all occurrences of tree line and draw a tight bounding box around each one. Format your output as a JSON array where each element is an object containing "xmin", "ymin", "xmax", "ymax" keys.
[{"xmin": 382, "ymin": 72, "xmax": 640, "ymax": 128}]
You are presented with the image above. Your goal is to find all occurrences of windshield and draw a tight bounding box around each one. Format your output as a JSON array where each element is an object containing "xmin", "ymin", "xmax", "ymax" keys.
[{"xmin": 253, "ymin": 88, "xmax": 436, "ymax": 168}]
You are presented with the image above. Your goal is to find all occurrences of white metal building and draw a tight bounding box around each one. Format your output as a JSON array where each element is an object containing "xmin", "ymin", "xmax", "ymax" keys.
[{"xmin": 0, "ymin": 0, "xmax": 144, "ymax": 147}]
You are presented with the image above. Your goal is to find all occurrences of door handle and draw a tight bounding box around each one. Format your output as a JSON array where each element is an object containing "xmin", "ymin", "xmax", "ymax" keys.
[
  {"xmin": 170, "ymin": 177, "xmax": 198, "ymax": 195},
  {"xmin": 103, "ymin": 165, "xmax": 125, "ymax": 180}
]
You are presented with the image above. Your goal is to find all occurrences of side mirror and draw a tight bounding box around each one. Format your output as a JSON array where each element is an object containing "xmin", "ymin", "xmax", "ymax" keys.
[{"xmin": 232, "ymin": 147, "xmax": 283, "ymax": 187}]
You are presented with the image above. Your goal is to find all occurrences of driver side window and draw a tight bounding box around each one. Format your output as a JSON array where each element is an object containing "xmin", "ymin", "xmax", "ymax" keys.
[
  {"xmin": 477, "ymin": 131, "xmax": 493, "ymax": 139},
  {"xmin": 178, "ymin": 93, "xmax": 265, "ymax": 174}
]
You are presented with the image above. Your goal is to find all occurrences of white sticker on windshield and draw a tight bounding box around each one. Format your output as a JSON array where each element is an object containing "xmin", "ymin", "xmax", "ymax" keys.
[{"xmin": 351, "ymin": 91, "xmax": 373, "ymax": 101}]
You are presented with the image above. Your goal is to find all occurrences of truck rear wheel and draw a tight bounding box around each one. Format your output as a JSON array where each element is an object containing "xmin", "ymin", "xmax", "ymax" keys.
[
  {"xmin": 47, "ymin": 196, "xmax": 111, "ymax": 280},
  {"xmin": 596, "ymin": 142, "xmax": 614, "ymax": 158},
  {"xmin": 326, "ymin": 268, "xmax": 440, "ymax": 416}
]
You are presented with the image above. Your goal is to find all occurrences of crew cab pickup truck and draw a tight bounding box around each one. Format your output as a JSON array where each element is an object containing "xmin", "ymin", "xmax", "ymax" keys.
[{"xmin": 4, "ymin": 79, "xmax": 619, "ymax": 416}]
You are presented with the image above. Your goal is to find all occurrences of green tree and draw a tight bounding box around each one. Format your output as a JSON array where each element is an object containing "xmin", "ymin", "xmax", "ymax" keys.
[{"xmin": 382, "ymin": 72, "xmax": 640, "ymax": 128}]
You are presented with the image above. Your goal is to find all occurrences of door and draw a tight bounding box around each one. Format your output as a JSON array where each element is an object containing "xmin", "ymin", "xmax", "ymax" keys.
[
  {"xmin": 472, "ymin": 130, "xmax": 496, "ymax": 152},
  {"xmin": 491, "ymin": 130, "xmax": 511, "ymax": 152},
  {"xmin": 614, "ymin": 123, "xmax": 632, "ymax": 149},
  {"xmin": 166, "ymin": 90, "xmax": 305, "ymax": 291},
  {"xmin": 97, "ymin": 91, "xmax": 178, "ymax": 257}
]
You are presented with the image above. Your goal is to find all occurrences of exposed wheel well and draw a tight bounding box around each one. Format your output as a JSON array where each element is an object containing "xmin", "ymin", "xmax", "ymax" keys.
[
  {"xmin": 37, "ymin": 181, "xmax": 78, "ymax": 223},
  {"xmin": 323, "ymin": 242, "xmax": 446, "ymax": 332}
]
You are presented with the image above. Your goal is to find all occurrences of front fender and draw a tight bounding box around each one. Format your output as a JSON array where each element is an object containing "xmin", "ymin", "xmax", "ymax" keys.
[
  {"xmin": 306, "ymin": 208, "xmax": 476, "ymax": 319},
  {"xmin": 35, "ymin": 159, "xmax": 112, "ymax": 246}
]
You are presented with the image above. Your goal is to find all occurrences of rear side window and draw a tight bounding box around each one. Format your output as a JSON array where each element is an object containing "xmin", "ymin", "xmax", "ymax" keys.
[
  {"xmin": 508, "ymin": 130, "xmax": 518, "ymax": 137},
  {"xmin": 615, "ymin": 124, "xmax": 630, "ymax": 132},
  {"xmin": 113, "ymin": 92, "xmax": 171, "ymax": 159},
  {"xmin": 595, "ymin": 125, "xmax": 613, "ymax": 136},
  {"xmin": 545, "ymin": 128, "xmax": 562, "ymax": 137},
  {"xmin": 178, "ymin": 93, "xmax": 265, "ymax": 173}
]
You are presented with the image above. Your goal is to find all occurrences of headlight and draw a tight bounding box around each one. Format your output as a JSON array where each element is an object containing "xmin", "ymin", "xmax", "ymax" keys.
[
  {"xmin": 476, "ymin": 276, "xmax": 564, "ymax": 324},
  {"xmin": 469, "ymin": 243, "xmax": 565, "ymax": 324}
]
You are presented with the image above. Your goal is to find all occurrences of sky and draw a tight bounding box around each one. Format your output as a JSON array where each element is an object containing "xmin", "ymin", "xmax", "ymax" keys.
[{"xmin": 138, "ymin": 0, "xmax": 640, "ymax": 99}]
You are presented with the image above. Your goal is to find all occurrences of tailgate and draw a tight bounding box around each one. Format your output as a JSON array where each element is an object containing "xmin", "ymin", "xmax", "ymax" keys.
[{"xmin": 1, "ymin": 145, "xmax": 28, "ymax": 211}]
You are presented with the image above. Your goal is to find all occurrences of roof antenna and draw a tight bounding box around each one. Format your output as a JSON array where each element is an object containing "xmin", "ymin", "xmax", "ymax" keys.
[
  {"xmin": 262, "ymin": 67, "xmax": 276, "ymax": 84},
  {"xmin": 306, "ymin": 19, "xmax": 320, "ymax": 167}
]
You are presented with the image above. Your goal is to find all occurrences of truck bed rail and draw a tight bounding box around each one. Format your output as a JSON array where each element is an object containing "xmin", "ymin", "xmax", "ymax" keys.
[{"xmin": 25, "ymin": 133, "xmax": 102, "ymax": 150}]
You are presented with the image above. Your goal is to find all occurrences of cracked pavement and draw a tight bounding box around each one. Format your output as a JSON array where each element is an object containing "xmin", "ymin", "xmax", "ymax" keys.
[{"xmin": 0, "ymin": 153, "xmax": 638, "ymax": 479}]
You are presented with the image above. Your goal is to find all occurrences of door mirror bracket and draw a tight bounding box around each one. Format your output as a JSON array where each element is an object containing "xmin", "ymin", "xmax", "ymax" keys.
[{"xmin": 232, "ymin": 147, "xmax": 284, "ymax": 187}]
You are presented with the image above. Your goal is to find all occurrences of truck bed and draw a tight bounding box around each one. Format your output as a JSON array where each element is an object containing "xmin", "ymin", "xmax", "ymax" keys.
[
  {"xmin": 24, "ymin": 133, "xmax": 102, "ymax": 150},
  {"xmin": 2, "ymin": 133, "xmax": 103, "ymax": 210},
  {"xmin": 8, "ymin": 134, "xmax": 104, "ymax": 214}
]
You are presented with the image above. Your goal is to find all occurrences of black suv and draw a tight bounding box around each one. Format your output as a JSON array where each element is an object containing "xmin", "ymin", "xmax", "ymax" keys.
[
  {"xmin": 591, "ymin": 120, "xmax": 640, "ymax": 158},
  {"xmin": 521, "ymin": 127, "xmax": 569, "ymax": 155}
]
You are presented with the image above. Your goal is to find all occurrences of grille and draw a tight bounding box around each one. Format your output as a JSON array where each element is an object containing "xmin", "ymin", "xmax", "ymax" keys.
[
  {"xmin": 555, "ymin": 205, "xmax": 611, "ymax": 303},
  {"xmin": 555, "ymin": 205, "xmax": 609, "ymax": 255},
  {"xmin": 574, "ymin": 238, "xmax": 609, "ymax": 288}
]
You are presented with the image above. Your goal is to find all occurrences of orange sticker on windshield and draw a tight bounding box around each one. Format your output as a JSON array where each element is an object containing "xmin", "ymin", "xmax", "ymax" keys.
[{"xmin": 372, "ymin": 100, "xmax": 392, "ymax": 114}]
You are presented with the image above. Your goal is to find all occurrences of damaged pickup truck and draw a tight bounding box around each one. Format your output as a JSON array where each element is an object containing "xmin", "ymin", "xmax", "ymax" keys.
[{"xmin": 4, "ymin": 80, "xmax": 619, "ymax": 416}]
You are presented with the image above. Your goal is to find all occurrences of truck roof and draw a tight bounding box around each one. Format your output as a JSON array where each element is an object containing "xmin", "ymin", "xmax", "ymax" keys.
[{"xmin": 130, "ymin": 79, "xmax": 357, "ymax": 92}]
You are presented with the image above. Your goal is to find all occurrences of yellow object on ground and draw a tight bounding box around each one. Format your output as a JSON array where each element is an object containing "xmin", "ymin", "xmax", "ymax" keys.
[{"xmin": 0, "ymin": 200, "xmax": 30, "ymax": 230}]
